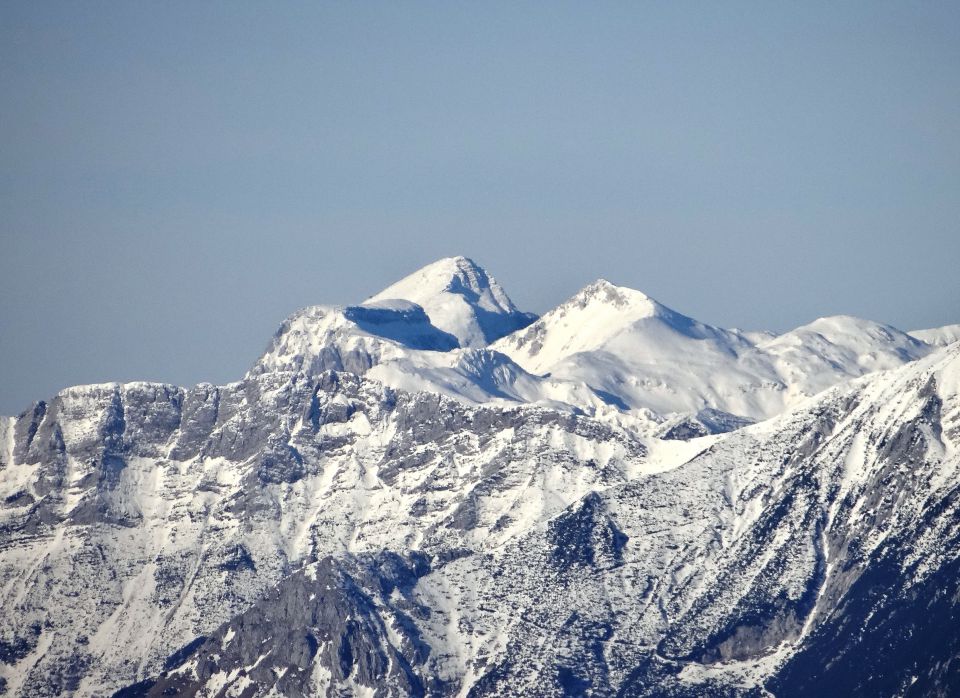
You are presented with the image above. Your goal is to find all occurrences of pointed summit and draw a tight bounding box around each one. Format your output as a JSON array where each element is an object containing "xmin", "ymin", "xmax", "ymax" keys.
[{"xmin": 366, "ymin": 256, "xmax": 536, "ymax": 348}]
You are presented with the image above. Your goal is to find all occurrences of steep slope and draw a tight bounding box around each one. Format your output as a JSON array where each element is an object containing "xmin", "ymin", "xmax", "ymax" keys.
[
  {"xmin": 0, "ymin": 368, "xmax": 689, "ymax": 696},
  {"xmin": 115, "ymin": 343, "xmax": 960, "ymax": 697},
  {"xmin": 366, "ymin": 256, "xmax": 537, "ymax": 348},
  {"xmin": 248, "ymin": 303, "xmax": 610, "ymax": 417},
  {"xmin": 461, "ymin": 343, "xmax": 959, "ymax": 695},
  {"xmin": 2, "ymin": 258, "xmax": 958, "ymax": 696}
]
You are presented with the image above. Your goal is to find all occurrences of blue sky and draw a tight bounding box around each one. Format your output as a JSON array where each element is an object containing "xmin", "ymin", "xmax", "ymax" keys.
[{"xmin": 2, "ymin": 2, "xmax": 959, "ymax": 413}]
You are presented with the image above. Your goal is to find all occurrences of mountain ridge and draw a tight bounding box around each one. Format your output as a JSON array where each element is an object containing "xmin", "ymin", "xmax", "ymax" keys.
[
  {"xmin": 1, "ymin": 256, "xmax": 958, "ymax": 696},
  {"xmin": 237, "ymin": 257, "xmax": 947, "ymax": 432}
]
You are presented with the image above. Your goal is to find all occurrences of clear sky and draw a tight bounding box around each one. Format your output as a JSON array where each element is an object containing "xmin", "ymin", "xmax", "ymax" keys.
[{"xmin": 2, "ymin": 2, "xmax": 959, "ymax": 414}]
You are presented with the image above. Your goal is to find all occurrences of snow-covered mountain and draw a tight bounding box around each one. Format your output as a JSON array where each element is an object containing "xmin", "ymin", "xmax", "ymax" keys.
[
  {"xmin": 0, "ymin": 256, "xmax": 957, "ymax": 696},
  {"xmin": 249, "ymin": 300, "xmax": 459, "ymax": 377},
  {"xmin": 365, "ymin": 256, "xmax": 537, "ymax": 348},
  {"xmin": 910, "ymin": 322, "xmax": 960, "ymax": 347},
  {"xmin": 247, "ymin": 257, "xmax": 577, "ymax": 414},
  {"xmin": 251, "ymin": 262, "xmax": 935, "ymax": 430},
  {"xmin": 492, "ymin": 279, "xmax": 932, "ymax": 423}
]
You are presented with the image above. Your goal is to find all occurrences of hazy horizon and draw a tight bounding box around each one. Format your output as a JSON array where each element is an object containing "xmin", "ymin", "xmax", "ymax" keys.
[{"xmin": 3, "ymin": 2, "xmax": 959, "ymax": 413}]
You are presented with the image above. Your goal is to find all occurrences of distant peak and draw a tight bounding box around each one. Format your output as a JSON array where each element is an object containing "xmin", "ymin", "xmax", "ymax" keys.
[
  {"xmin": 417, "ymin": 255, "xmax": 484, "ymax": 278},
  {"xmin": 448, "ymin": 254, "xmax": 480, "ymax": 269},
  {"xmin": 801, "ymin": 315, "xmax": 912, "ymax": 336},
  {"xmin": 574, "ymin": 279, "xmax": 656, "ymax": 310},
  {"xmin": 583, "ymin": 278, "xmax": 617, "ymax": 292},
  {"xmin": 368, "ymin": 256, "xmax": 517, "ymax": 312},
  {"xmin": 366, "ymin": 256, "xmax": 534, "ymax": 348},
  {"xmin": 763, "ymin": 314, "xmax": 931, "ymax": 355},
  {"xmin": 909, "ymin": 323, "xmax": 960, "ymax": 348},
  {"xmin": 808, "ymin": 314, "xmax": 865, "ymax": 325}
]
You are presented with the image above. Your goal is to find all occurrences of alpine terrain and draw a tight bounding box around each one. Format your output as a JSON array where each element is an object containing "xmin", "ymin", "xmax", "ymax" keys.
[{"xmin": 0, "ymin": 256, "xmax": 957, "ymax": 697}]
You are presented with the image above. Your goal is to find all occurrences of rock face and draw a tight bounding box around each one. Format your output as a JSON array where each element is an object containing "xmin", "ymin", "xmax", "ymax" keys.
[
  {"xmin": 0, "ymin": 257, "xmax": 958, "ymax": 696},
  {"xmin": 0, "ymin": 371, "xmax": 654, "ymax": 696}
]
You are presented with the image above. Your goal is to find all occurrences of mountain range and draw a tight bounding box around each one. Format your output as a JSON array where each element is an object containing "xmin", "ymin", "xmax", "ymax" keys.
[{"xmin": 0, "ymin": 256, "xmax": 957, "ymax": 696}]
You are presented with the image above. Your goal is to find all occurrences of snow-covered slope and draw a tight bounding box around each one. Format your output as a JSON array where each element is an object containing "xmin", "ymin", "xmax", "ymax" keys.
[
  {"xmin": 1, "ymin": 256, "xmax": 958, "ymax": 696},
  {"xmin": 429, "ymin": 342, "xmax": 960, "ymax": 696},
  {"xmin": 4, "ymin": 342, "xmax": 952, "ymax": 696},
  {"xmin": 248, "ymin": 301, "xmax": 610, "ymax": 418},
  {"xmin": 247, "ymin": 258, "xmax": 586, "ymax": 415},
  {"xmin": 492, "ymin": 279, "xmax": 753, "ymax": 374},
  {"xmin": 248, "ymin": 300, "xmax": 458, "ymax": 377},
  {"xmin": 493, "ymin": 280, "xmax": 933, "ymax": 422},
  {"xmin": 492, "ymin": 280, "xmax": 777, "ymax": 420},
  {"xmin": 365, "ymin": 256, "xmax": 536, "ymax": 348},
  {"xmin": 754, "ymin": 314, "xmax": 932, "ymax": 400},
  {"xmin": 0, "ymin": 370, "xmax": 678, "ymax": 696},
  {"xmin": 911, "ymin": 322, "xmax": 960, "ymax": 347},
  {"xmin": 363, "ymin": 347, "xmax": 617, "ymax": 415},
  {"xmin": 250, "ymin": 260, "xmax": 937, "ymax": 428}
]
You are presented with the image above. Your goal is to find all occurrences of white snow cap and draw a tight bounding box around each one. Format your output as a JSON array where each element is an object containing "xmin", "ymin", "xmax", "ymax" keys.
[
  {"xmin": 365, "ymin": 256, "xmax": 535, "ymax": 348},
  {"xmin": 565, "ymin": 278, "xmax": 663, "ymax": 316},
  {"xmin": 491, "ymin": 278, "xmax": 691, "ymax": 374},
  {"xmin": 910, "ymin": 323, "xmax": 960, "ymax": 348}
]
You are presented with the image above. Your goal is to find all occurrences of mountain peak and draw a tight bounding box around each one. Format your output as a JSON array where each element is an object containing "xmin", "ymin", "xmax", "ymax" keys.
[
  {"xmin": 370, "ymin": 256, "xmax": 516, "ymax": 311},
  {"xmin": 366, "ymin": 256, "xmax": 535, "ymax": 347},
  {"xmin": 575, "ymin": 279, "xmax": 657, "ymax": 311},
  {"xmin": 491, "ymin": 279, "xmax": 690, "ymax": 378}
]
